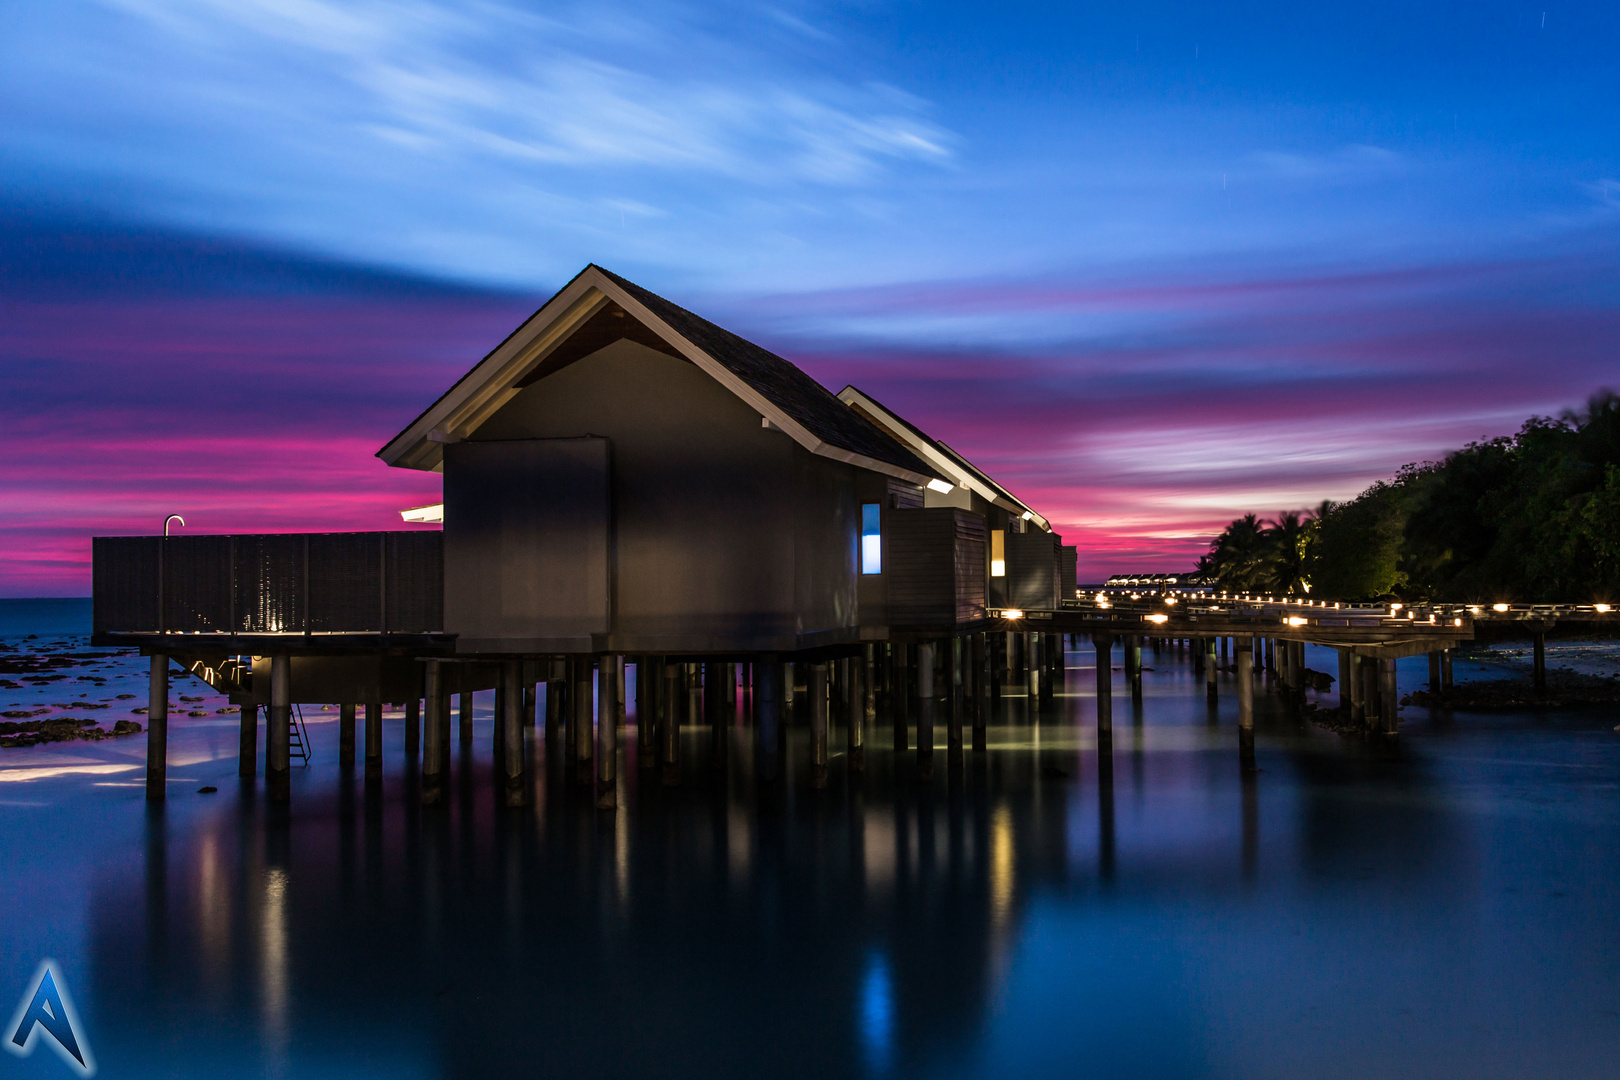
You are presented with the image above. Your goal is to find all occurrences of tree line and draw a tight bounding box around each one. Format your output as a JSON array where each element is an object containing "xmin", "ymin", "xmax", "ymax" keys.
[{"xmin": 1198, "ymin": 391, "xmax": 1620, "ymax": 602}]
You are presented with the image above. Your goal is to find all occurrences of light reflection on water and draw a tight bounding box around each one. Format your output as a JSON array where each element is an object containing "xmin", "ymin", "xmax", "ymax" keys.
[{"xmin": 3, "ymin": 640, "xmax": 1620, "ymax": 1078}]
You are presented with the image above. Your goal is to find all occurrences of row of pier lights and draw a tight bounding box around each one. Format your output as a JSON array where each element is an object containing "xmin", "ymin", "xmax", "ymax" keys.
[{"xmin": 139, "ymin": 622, "xmax": 1417, "ymax": 804}]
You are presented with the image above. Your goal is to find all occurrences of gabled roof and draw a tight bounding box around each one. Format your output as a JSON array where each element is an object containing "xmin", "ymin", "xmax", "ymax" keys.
[
  {"xmin": 378, "ymin": 264, "xmax": 943, "ymax": 487},
  {"xmin": 836, "ymin": 385, "xmax": 1052, "ymax": 531}
]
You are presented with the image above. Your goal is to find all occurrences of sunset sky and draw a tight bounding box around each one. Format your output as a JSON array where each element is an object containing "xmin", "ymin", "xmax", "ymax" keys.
[{"xmin": 3, "ymin": 0, "xmax": 1617, "ymax": 594}]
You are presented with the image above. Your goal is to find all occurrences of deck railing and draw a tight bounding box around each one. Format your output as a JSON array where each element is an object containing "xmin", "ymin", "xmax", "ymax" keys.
[{"xmin": 92, "ymin": 532, "xmax": 443, "ymax": 635}]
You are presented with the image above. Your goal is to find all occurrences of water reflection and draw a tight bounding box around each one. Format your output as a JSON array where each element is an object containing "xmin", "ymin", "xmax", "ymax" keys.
[{"xmin": 75, "ymin": 645, "xmax": 1620, "ymax": 1078}]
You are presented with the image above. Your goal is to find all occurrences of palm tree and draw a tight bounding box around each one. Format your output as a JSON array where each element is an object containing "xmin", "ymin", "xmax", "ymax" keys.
[{"xmin": 1263, "ymin": 511, "xmax": 1312, "ymax": 594}]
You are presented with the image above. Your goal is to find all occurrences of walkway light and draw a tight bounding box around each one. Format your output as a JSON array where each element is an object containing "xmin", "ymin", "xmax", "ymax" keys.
[
  {"xmin": 1147, "ymin": 613, "xmax": 1168, "ymax": 624},
  {"xmin": 1596, "ymin": 604, "xmax": 1612, "ymax": 613},
  {"xmin": 1492, "ymin": 603, "xmax": 1510, "ymax": 612},
  {"xmin": 926, "ymin": 479, "xmax": 954, "ymax": 494},
  {"xmin": 1454, "ymin": 618, "xmax": 1463, "ymax": 626},
  {"xmin": 1002, "ymin": 609, "xmax": 1025, "ymax": 620},
  {"xmin": 1286, "ymin": 616, "xmax": 1307, "ymax": 626}
]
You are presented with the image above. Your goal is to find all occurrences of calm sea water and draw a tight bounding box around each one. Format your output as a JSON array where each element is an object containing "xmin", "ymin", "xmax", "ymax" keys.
[{"xmin": 1, "ymin": 602, "xmax": 1618, "ymax": 1079}]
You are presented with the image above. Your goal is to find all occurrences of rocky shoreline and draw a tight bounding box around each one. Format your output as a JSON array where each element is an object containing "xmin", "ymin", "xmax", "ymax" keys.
[
  {"xmin": 0, "ymin": 715, "xmax": 144, "ymax": 748},
  {"xmin": 1404, "ymin": 669, "xmax": 1620, "ymax": 711}
]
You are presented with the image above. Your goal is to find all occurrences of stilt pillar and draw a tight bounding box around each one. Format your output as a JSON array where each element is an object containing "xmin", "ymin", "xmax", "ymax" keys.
[
  {"xmin": 1205, "ymin": 638, "xmax": 1218, "ymax": 703},
  {"xmin": 892, "ymin": 644, "xmax": 909, "ymax": 752},
  {"xmin": 916, "ymin": 641, "xmax": 935, "ymax": 780},
  {"xmin": 972, "ymin": 632, "xmax": 988, "ymax": 752},
  {"xmin": 809, "ymin": 661, "xmax": 829, "ymax": 788},
  {"xmin": 1379, "ymin": 658, "xmax": 1399, "ymax": 733},
  {"xmin": 1092, "ymin": 634, "xmax": 1113, "ymax": 735},
  {"xmin": 1338, "ymin": 648, "xmax": 1353, "ymax": 712},
  {"xmin": 1440, "ymin": 648, "xmax": 1453, "ymax": 690},
  {"xmin": 1428, "ymin": 651, "xmax": 1442, "ymax": 693},
  {"xmin": 1236, "ymin": 639, "xmax": 1255, "ymax": 772},
  {"xmin": 404, "ymin": 698, "xmax": 420, "ymax": 761},
  {"xmin": 638, "ymin": 658, "xmax": 658, "ymax": 769},
  {"xmin": 500, "ymin": 661, "xmax": 526, "ymax": 805},
  {"xmin": 574, "ymin": 656, "xmax": 595, "ymax": 786},
  {"xmin": 595, "ymin": 657, "xmax": 616, "ymax": 808},
  {"xmin": 1360, "ymin": 655, "xmax": 1380, "ymax": 729},
  {"xmin": 460, "ymin": 690, "xmax": 475, "ymax": 748},
  {"xmin": 1125, "ymin": 635, "xmax": 1142, "ymax": 701},
  {"xmin": 267, "ymin": 654, "xmax": 291, "ymax": 802},
  {"xmin": 756, "ymin": 656, "xmax": 781, "ymax": 781},
  {"xmin": 364, "ymin": 701, "xmax": 382, "ymax": 779},
  {"xmin": 146, "ymin": 654, "xmax": 169, "ymax": 800},
  {"xmin": 1533, "ymin": 632, "xmax": 1547, "ymax": 694},
  {"xmin": 852, "ymin": 648, "xmax": 869, "ymax": 771},
  {"xmin": 238, "ymin": 702, "xmax": 257, "ymax": 778},
  {"xmin": 339, "ymin": 703, "xmax": 356, "ymax": 770},
  {"xmin": 948, "ymin": 637, "xmax": 964, "ymax": 756},
  {"xmin": 421, "ymin": 659, "xmax": 446, "ymax": 803}
]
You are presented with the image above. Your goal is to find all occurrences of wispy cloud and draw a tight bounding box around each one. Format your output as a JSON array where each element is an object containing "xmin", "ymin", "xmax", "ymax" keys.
[{"xmin": 88, "ymin": 0, "xmax": 950, "ymax": 182}]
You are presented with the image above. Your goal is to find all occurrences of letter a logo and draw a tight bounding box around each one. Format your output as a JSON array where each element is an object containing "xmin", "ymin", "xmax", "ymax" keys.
[{"xmin": 6, "ymin": 960, "xmax": 94, "ymax": 1076}]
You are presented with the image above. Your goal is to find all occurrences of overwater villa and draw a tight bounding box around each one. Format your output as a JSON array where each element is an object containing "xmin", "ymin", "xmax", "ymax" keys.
[{"xmin": 92, "ymin": 265, "xmax": 1076, "ymax": 803}]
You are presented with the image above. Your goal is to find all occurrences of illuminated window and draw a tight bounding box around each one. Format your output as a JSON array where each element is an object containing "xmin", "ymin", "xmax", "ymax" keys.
[
  {"xmin": 990, "ymin": 529, "xmax": 1006, "ymax": 577},
  {"xmin": 861, "ymin": 504, "xmax": 882, "ymax": 574}
]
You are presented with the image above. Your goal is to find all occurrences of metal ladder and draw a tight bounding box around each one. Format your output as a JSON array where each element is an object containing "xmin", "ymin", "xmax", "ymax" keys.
[{"xmin": 288, "ymin": 704, "xmax": 312, "ymax": 765}]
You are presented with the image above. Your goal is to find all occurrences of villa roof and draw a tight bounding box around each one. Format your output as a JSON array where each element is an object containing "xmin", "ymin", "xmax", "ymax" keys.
[
  {"xmin": 836, "ymin": 385, "xmax": 1051, "ymax": 531},
  {"xmin": 378, "ymin": 264, "xmax": 943, "ymax": 487}
]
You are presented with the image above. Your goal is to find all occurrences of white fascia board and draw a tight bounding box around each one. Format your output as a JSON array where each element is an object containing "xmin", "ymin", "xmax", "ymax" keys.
[{"xmin": 838, "ymin": 387, "xmax": 1001, "ymax": 500}]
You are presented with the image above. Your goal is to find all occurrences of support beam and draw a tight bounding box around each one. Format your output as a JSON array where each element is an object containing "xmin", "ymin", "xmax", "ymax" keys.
[
  {"xmin": 892, "ymin": 644, "xmax": 909, "ymax": 752},
  {"xmin": 852, "ymin": 649, "xmax": 869, "ymax": 771},
  {"xmin": 1533, "ymin": 632, "xmax": 1547, "ymax": 694},
  {"xmin": 574, "ymin": 656, "xmax": 595, "ymax": 786},
  {"xmin": 502, "ymin": 661, "xmax": 526, "ymax": 806},
  {"xmin": 916, "ymin": 641, "xmax": 935, "ymax": 780},
  {"xmin": 1360, "ymin": 655, "xmax": 1380, "ymax": 729},
  {"xmin": 1338, "ymin": 648, "xmax": 1353, "ymax": 712},
  {"xmin": 1092, "ymin": 634, "xmax": 1113, "ymax": 735},
  {"xmin": 638, "ymin": 658, "xmax": 658, "ymax": 769},
  {"xmin": 1440, "ymin": 648, "xmax": 1454, "ymax": 690},
  {"xmin": 460, "ymin": 690, "xmax": 475, "ymax": 748},
  {"xmin": 422, "ymin": 659, "xmax": 446, "ymax": 803},
  {"xmin": 238, "ymin": 702, "xmax": 257, "ymax": 778},
  {"xmin": 948, "ymin": 636, "xmax": 964, "ymax": 756},
  {"xmin": 405, "ymin": 699, "xmax": 420, "ymax": 762},
  {"xmin": 810, "ymin": 661, "xmax": 829, "ymax": 788},
  {"xmin": 268, "ymin": 654, "xmax": 290, "ymax": 803},
  {"xmin": 1205, "ymin": 637, "xmax": 1218, "ymax": 703},
  {"xmin": 757, "ymin": 656, "xmax": 780, "ymax": 782},
  {"xmin": 1026, "ymin": 632, "xmax": 1041, "ymax": 704},
  {"xmin": 1236, "ymin": 639, "xmax": 1255, "ymax": 773},
  {"xmin": 596, "ymin": 657, "xmax": 617, "ymax": 808},
  {"xmin": 1428, "ymin": 651, "xmax": 1442, "ymax": 694},
  {"xmin": 972, "ymin": 632, "xmax": 988, "ymax": 753},
  {"xmin": 364, "ymin": 701, "xmax": 382, "ymax": 779},
  {"xmin": 147, "ymin": 654, "xmax": 169, "ymax": 800},
  {"xmin": 1379, "ymin": 658, "xmax": 1400, "ymax": 734},
  {"xmin": 661, "ymin": 657, "xmax": 680, "ymax": 778},
  {"xmin": 1125, "ymin": 635, "xmax": 1142, "ymax": 701},
  {"xmin": 339, "ymin": 703, "xmax": 356, "ymax": 770}
]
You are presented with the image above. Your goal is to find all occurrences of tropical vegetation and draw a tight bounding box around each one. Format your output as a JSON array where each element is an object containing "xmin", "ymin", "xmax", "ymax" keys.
[{"xmin": 1198, "ymin": 391, "xmax": 1620, "ymax": 603}]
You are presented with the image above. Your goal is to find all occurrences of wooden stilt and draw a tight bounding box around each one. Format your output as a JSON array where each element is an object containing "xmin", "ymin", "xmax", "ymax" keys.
[
  {"xmin": 147, "ymin": 654, "xmax": 169, "ymax": 800},
  {"xmin": 268, "ymin": 654, "xmax": 291, "ymax": 802},
  {"xmin": 339, "ymin": 703, "xmax": 356, "ymax": 770},
  {"xmin": 595, "ymin": 657, "xmax": 617, "ymax": 808},
  {"xmin": 238, "ymin": 702, "xmax": 257, "ymax": 778}
]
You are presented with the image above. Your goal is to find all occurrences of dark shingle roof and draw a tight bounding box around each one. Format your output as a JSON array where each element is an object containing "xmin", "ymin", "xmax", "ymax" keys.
[{"xmin": 597, "ymin": 267, "xmax": 940, "ymax": 482}]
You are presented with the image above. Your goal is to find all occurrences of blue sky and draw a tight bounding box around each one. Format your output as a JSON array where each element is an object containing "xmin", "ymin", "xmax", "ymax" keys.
[{"xmin": 1, "ymin": 1, "xmax": 1617, "ymax": 590}]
